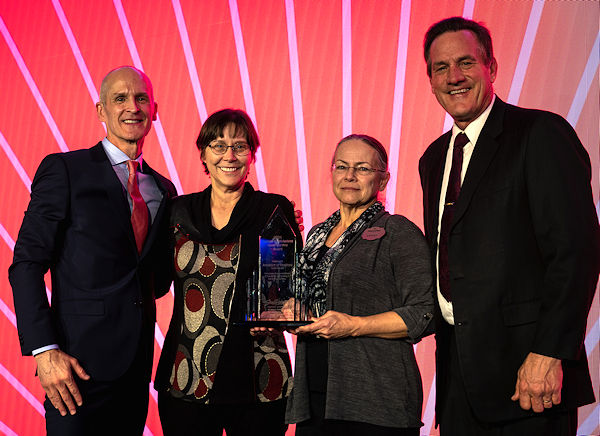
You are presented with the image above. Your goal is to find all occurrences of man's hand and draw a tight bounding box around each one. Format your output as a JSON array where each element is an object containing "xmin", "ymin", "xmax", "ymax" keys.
[
  {"xmin": 295, "ymin": 310, "xmax": 359, "ymax": 339},
  {"xmin": 291, "ymin": 201, "xmax": 304, "ymax": 232},
  {"xmin": 511, "ymin": 352, "xmax": 562, "ymax": 413},
  {"xmin": 35, "ymin": 349, "xmax": 90, "ymax": 416}
]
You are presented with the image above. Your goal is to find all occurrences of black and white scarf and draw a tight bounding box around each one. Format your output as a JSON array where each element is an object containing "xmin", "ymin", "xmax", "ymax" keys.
[{"xmin": 297, "ymin": 201, "xmax": 384, "ymax": 316}]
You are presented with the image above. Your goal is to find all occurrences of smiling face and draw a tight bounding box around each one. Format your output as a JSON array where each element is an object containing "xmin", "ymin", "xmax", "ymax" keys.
[
  {"xmin": 429, "ymin": 30, "xmax": 497, "ymax": 130},
  {"xmin": 332, "ymin": 138, "xmax": 389, "ymax": 209},
  {"xmin": 96, "ymin": 67, "xmax": 157, "ymax": 156},
  {"xmin": 202, "ymin": 123, "xmax": 253, "ymax": 193}
]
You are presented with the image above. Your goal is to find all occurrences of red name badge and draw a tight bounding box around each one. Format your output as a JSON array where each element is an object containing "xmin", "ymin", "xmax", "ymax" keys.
[{"xmin": 362, "ymin": 227, "xmax": 385, "ymax": 240}]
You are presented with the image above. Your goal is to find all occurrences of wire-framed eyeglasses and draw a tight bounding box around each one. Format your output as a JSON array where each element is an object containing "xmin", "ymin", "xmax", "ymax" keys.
[
  {"xmin": 207, "ymin": 142, "xmax": 251, "ymax": 156},
  {"xmin": 332, "ymin": 163, "xmax": 386, "ymax": 176}
]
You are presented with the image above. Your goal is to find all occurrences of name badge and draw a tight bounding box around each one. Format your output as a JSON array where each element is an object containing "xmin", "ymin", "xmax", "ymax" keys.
[{"xmin": 362, "ymin": 227, "xmax": 385, "ymax": 240}]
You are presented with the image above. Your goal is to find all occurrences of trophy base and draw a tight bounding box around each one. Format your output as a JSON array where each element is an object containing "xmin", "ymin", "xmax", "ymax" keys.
[{"xmin": 235, "ymin": 320, "xmax": 312, "ymax": 328}]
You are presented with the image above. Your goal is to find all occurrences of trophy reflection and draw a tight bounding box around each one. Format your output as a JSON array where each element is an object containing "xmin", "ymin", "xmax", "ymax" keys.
[{"xmin": 244, "ymin": 205, "xmax": 310, "ymax": 327}]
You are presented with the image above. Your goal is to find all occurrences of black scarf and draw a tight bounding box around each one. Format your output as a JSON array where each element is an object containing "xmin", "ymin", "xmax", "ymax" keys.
[{"xmin": 174, "ymin": 182, "xmax": 258, "ymax": 244}]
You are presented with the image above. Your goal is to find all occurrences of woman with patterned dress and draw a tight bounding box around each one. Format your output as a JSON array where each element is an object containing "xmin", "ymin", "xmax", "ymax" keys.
[
  {"xmin": 154, "ymin": 109, "xmax": 301, "ymax": 435},
  {"xmin": 286, "ymin": 134, "xmax": 434, "ymax": 436}
]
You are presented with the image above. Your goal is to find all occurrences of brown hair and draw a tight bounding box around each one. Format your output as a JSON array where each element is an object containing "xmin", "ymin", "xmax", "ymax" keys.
[
  {"xmin": 424, "ymin": 16, "xmax": 494, "ymax": 78},
  {"xmin": 196, "ymin": 109, "xmax": 259, "ymax": 174}
]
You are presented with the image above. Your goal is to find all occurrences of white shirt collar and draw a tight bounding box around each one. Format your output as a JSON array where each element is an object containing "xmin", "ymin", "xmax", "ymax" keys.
[
  {"xmin": 451, "ymin": 94, "xmax": 496, "ymax": 145},
  {"xmin": 101, "ymin": 137, "xmax": 144, "ymax": 170}
]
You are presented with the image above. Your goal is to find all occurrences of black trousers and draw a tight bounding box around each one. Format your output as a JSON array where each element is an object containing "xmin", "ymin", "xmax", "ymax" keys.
[
  {"xmin": 158, "ymin": 391, "xmax": 288, "ymax": 436},
  {"xmin": 438, "ymin": 327, "xmax": 578, "ymax": 436},
  {"xmin": 44, "ymin": 326, "xmax": 154, "ymax": 436}
]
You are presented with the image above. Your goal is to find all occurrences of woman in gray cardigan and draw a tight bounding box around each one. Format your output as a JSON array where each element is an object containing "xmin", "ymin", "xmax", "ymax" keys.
[{"xmin": 286, "ymin": 134, "xmax": 434, "ymax": 435}]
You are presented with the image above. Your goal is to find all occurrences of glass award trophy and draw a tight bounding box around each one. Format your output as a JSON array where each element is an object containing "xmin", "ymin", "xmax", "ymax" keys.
[{"xmin": 241, "ymin": 205, "xmax": 310, "ymax": 327}]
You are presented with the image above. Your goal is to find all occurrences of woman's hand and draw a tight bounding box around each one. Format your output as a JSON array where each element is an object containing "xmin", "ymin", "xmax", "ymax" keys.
[
  {"xmin": 295, "ymin": 310, "xmax": 359, "ymax": 339},
  {"xmin": 294, "ymin": 310, "xmax": 408, "ymax": 340},
  {"xmin": 291, "ymin": 201, "xmax": 304, "ymax": 232}
]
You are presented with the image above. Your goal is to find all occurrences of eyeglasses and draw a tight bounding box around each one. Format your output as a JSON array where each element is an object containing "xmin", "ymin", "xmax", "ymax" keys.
[
  {"xmin": 332, "ymin": 163, "xmax": 386, "ymax": 176},
  {"xmin": 207, "ymin": 142, "xmax": 250, "ymax": 156}
]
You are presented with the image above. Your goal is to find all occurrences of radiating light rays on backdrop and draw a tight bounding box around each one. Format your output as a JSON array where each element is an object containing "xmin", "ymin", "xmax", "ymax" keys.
[
  {"xmin": 51, "ymin": 0, "xmax": 99, "ymax": 105},
  {"xmin": 114, "ymin": 0, "xmax": 184, "ymax": 196},
  {"xmin": 0, "ymin": 15, "xmax": 69, "ymax": 154},
  {"xmin": 507, "ymin": 0, "xmax": 544, "ymax": 105},
  {"xmin": 0, "ymin": 363, "xmax": 44, "ymax": 416},
  {"xmin": 0, "ymin": 1, "xmax": 598, "ymax": 435},
  {"xmin": 0, "ymin": 420, "xmax": 18, "ymax": 436},
  {"xmin": 0, "ymin": 223, "xmax": 16, "ymax": 326},
  {"xmin": 284, "ymin": 0, "xmax": 312, "ymax": 233},
  {"xmin": 580, "ymin": 403, "xmax": 600, "ymax": 436},
  {"xmin": 229, "ymin": 0, "xmax": 269, "ymax": 193},
  {"xmin": 172, "ymin": 0, "xmax": 208, "ymax": 124},
  {"xmin": 568, "ymin": 31, "xmax": 600, "ymax": 127},
  {"xmin": 0, "ymin": 129, "xmax": 31, "ymax": 192},
  {"xmin": 342, "ymin": 0, "xmax": 352, "ymax": 137},
  {"xmin": 386, "ymin": 0, "xmax": 411, "ymax": 214}
]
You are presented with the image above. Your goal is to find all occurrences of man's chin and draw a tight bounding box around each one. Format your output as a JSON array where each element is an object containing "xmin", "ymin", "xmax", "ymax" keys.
[
  {"xmin": 121, "ymin": 134, "xmax": 147, "ymax": 145},
  {"xmin": 445, "ymin": 108, "xmax": 475, "ymax": 125}
]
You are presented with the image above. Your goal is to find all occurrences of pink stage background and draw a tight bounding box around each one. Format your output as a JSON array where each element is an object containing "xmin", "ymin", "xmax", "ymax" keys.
[{"xmin": 0, "ymin": 1, "xmax": 598, "ymax": 435}]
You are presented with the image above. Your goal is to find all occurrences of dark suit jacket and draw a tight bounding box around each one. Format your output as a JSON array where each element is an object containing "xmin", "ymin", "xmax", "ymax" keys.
[
  {"xmin": 9, "ymin": 142, "xmax": 177, "ymax": 381},
  {"xmin": 419, "ymin": 97, "xmax": 599, "ymax": 423}
]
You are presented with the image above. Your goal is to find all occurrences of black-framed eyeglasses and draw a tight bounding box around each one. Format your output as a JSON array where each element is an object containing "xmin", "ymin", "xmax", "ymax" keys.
[
  {"xmin": 207, "ymin": 142, "xmax": 250, "ymax": 156},
  {"xmin": 332, "ymin": 163, "xmax": 386, "ymax": 176}
]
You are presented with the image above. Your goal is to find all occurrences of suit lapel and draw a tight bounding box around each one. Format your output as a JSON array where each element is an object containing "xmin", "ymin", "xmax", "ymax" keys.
[
  {"xmin": 452, "ymin": 99, "xmax": 505, "ymax": 227},
  {"xmin": 424, "ymin": 132, "xmax": 451, "ymax": 245},
  {"xmin": 90, "ymin": 143, "xmax": 137, "ymax": 248}
]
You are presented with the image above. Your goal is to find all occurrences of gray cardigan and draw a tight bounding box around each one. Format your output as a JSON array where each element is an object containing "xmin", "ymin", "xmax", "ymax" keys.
[{"xmin": 286, "ymin": 211, "xmax": 434, "ymax": 428}]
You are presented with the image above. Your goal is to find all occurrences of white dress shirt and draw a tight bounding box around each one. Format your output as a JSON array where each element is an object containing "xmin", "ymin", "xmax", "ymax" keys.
[{"xmin": 436, "ymin": 95, "xmax": 496, "ymax": 325}]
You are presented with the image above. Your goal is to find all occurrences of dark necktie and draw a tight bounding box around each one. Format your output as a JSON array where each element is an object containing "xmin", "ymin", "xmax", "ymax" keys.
[
  {"xmin": 439, "ymin": 132, "xmax": 469, "ymax": 301},
  {"xmin": 126, "ymin": 160, "xmax": 149, "ymax": 254}
]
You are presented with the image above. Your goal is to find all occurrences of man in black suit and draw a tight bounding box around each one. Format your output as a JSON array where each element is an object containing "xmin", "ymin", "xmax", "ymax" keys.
[
  {"xmin": 9, "ymin": 66, "xmax": 177, "ymax": 435},
  {"xmin": 418, "ymin": 17, "xmax": 599, "ymax": 436}
]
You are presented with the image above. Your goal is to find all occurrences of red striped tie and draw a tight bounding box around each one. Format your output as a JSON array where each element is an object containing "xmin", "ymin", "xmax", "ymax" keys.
[{"xmin": 126, "ymin": 160, "xmax": 149, "ymax": 254}]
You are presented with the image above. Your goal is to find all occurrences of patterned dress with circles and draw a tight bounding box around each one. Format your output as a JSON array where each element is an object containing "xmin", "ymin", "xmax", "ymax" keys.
[
  {"xmin": 169, "ymin": 232, "xmax": 239, "ymax": 402},
  {"xmin": 168, "ymin": 228, "xmax": 292, "ymax": 403}
]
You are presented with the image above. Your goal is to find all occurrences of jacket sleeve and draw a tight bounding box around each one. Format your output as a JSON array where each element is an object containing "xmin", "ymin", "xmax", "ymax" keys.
[
  {"xmin": 153, "ymin": 181, "xmax": 178, "ymax": 300},
  {"xmin": 388, "ymin": 217, "xmax": 435, "ymax": 343},
  {"xmin": 524, "ymin": 112, "xmax": 600, "ymax": 360},
  {"xmin": 8, "ymin": 154, "xmax": 69, "ymax": 355}
]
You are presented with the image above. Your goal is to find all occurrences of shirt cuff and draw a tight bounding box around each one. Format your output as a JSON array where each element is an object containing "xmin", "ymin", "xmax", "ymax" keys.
[{"xmin": 32, "ymin": 344, "xmax": 59, "ymax": 356}]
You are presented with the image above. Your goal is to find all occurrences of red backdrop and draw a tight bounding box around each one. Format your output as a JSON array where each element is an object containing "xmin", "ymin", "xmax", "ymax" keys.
[{"xmin": 0, "ymin": 1, "xmax": 598, "ymax": 435}]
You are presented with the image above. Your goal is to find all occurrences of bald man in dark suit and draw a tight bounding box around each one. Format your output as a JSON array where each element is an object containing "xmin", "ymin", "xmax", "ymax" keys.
[{"xmin": 9, "ymin": 66, "xmax": 177, "ymax": 435}]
